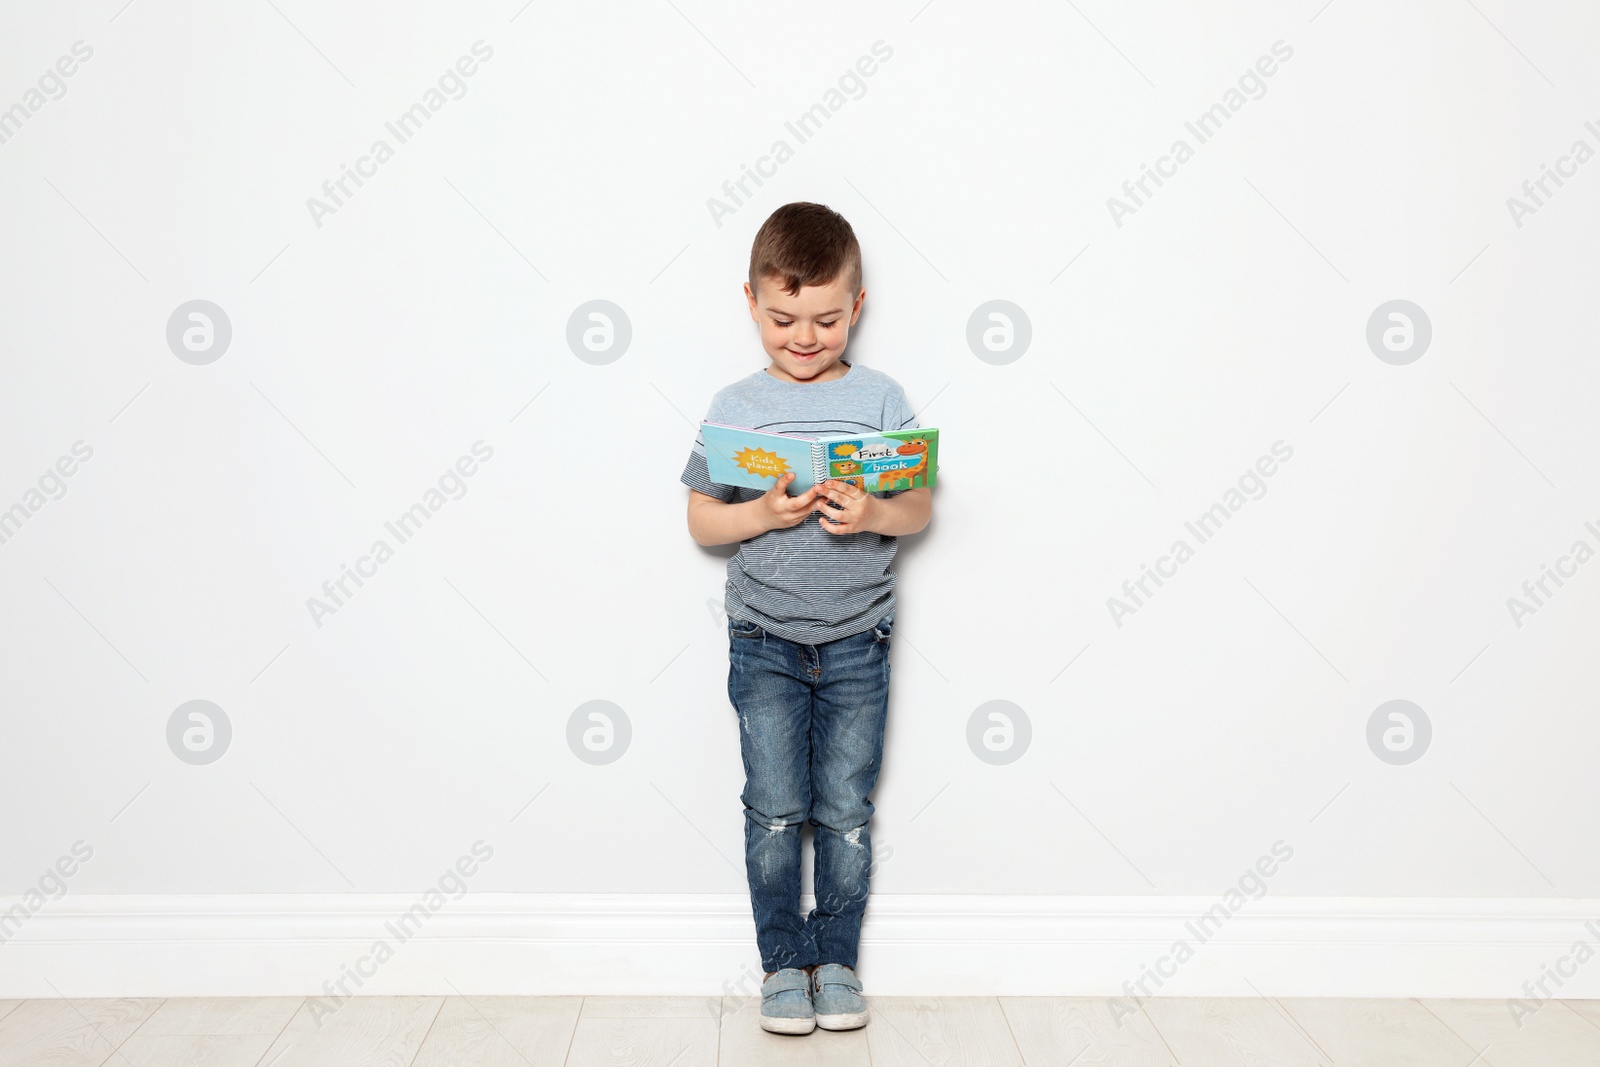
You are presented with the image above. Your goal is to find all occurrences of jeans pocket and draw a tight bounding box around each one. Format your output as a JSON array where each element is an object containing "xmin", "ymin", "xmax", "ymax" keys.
[
  {"xmin": 729, "ymin": 616, "xmax": 764, "ymax": 639},
  {"xmin": 870, "ymin": 613, "xmax": 893, "ymax": 643}
]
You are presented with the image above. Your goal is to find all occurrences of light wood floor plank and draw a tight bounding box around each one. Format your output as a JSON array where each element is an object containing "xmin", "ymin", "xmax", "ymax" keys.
[
  {"xmin": 4, "ymin": 994, "xmax": 1600, "ymax": 1065},
  {"xmin": 999, "ymin": 997, "xmax": 1174, "ymax": 1066},
  {"xmin": 564, "ymin": 1014, "xmax": 719, "ymax": 1067},
  {"xmin": 1143, "ymin": 997, "xmax": 1323, "ymax": 1066},
  {"xmin": 718, "ymin": 995, "xmax": 870, "ymax": 1065},
  {"xmin": 137, "ymin": 997, "xmax": 304, "ymax": 1036},
  {"xmin": 580, "ymin": 996, "xmax": 722, "ymax": 1020},
  {"xmin": 0, "ymin": 998, "xmax": 162, "ymax": 1067},
  {"xmin": 112, "ymin": 1033, "xmax": 278, "ymax": 1067},
  {"xmin": 252, "ymin": 995, "xmax": 443, "ymax": 1067},
  {"xmin": 1421, "ymin": 998, "xmax": 1600, "ymax": 1067},
  {"xmin": 1559, "ymin": 1000, "xmax": 1600, "ymax": 1030},
  {"xmin": 1278, "ymin": 997, "xmax": 1479, "ymax": 1066},
  {"xmin": 411, "ymin": 996, "xmax": 582, "ymax": 1067},
  {"xmin": 866, "ymin": 997, "xmax": 1024, "ymax": 1067}
]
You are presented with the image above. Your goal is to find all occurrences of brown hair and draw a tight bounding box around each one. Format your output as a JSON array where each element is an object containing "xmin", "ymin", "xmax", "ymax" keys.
[{"xmin": 748, "ymin": 202, "xmax": 862, "ymax": 301}]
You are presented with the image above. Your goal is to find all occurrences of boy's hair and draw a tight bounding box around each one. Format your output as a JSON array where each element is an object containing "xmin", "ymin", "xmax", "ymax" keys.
[{"xmin": 748, "ymin": 202, "xmax": 862, "ymax": 301}]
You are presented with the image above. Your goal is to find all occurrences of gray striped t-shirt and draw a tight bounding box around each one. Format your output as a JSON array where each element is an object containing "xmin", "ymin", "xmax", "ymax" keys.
[{"xmin": 681, "ymin": 360, "xmax": 922, "ymax": 645}]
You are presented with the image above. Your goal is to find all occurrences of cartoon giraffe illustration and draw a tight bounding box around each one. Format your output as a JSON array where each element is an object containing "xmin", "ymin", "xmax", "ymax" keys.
[{"xmin": 873, "ymin": 436, "xmax": 931, "ymax": 491}]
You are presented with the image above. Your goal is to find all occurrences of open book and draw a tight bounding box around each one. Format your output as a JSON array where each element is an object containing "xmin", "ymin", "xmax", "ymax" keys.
[{"xmin": 701, "ymin": 422, "xmax": 939, "ymax": 495}]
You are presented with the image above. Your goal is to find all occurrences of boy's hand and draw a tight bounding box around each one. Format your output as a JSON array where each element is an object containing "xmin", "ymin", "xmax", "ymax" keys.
[
  {"xmin": 758, "ymin": 472, "xmax": 824, "ymax": 530},
  {"xmin": 815, "ymin": 479, "xmax": 880, "ymax": 535}
]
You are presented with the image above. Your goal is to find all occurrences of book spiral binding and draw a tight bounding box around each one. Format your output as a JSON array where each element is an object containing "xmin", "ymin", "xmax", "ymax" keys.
[{"xmin": 811, "ymin": 443, "xmax": 829, "ymax": 488}]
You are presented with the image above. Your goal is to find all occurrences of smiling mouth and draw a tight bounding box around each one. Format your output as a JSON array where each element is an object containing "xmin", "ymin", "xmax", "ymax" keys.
[{"xmin": 787, "ymin": 348, "xmax": 821, "ymax": 359}]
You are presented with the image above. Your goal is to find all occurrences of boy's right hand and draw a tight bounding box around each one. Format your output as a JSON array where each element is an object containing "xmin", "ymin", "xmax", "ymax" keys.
[{"xmin": 758, "ymin": 472, "xmax": 823, "ymax": 530}]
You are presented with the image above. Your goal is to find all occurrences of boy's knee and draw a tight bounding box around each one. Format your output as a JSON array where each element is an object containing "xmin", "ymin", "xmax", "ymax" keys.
[
  {"xmin": 809, "ymin": 808, "xmax": 871, "ymax": 839},
  {"xmin": 744, "ymin": 802, "xmax": 809, "ymax": 832}
]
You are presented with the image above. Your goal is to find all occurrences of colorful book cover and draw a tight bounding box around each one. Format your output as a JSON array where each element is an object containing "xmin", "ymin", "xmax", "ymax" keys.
[{"xmin": 701, "ymin": 422, "xmax": 938, "ymax": 495}]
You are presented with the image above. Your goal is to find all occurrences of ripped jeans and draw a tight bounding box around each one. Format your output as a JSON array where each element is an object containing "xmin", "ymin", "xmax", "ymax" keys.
[{"xmin": 727, "ymin": 611, "xmax": 893, "ymax": 974}]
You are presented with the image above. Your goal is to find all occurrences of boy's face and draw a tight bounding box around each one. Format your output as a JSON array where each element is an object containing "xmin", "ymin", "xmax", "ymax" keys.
[{"xmin": 744, "ymin": 273, "xmax": 864, "ymax": 384}]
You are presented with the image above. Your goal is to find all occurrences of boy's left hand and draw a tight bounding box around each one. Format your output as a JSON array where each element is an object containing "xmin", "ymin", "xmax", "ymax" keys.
[{"xmin": 815, "ymin": 479, "xmax": 879, "ymax": 535}]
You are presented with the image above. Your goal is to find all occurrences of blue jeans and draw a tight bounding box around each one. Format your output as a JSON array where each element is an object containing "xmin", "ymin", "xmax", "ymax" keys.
[{"xmin": 726, "ymin": 611, "xmax": 893, "ymax": 974}]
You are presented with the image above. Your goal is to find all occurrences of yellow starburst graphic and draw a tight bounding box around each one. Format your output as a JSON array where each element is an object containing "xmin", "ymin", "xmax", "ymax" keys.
[{"xmin": 733, "ymin": 446, "xmax": 789, "ymax": 480}]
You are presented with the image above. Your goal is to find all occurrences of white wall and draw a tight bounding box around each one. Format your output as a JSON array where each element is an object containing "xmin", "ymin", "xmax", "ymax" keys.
[{"xmin": 2, "ymin": 0, "xmax": 1597, "ymax": 993}]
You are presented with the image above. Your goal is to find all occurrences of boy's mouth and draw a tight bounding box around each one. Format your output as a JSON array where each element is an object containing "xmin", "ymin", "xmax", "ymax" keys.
[{"xmin": 786, "ymin": 348, "xmax": 820, "ymax": 360}]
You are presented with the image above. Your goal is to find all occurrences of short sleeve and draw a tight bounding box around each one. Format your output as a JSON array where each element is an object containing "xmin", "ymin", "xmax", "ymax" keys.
[
  {"xmin": 681, "ymin": 396, "xmax": 737, "ymax": 503},
  {"xmin": 884, "ymin": 384, "xmax": 920, "ymax": 432}
]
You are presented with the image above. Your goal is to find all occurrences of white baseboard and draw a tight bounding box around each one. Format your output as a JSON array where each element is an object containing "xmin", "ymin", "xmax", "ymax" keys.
[{"xmin": 3, "ymin": 894, "xmax": 1598, "ymax": 1001}]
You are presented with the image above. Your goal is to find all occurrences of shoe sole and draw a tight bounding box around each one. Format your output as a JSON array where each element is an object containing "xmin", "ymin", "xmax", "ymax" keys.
[
  {"xmin": 760, "ymin": 1014, "xmax": 816, "ymax": 1035},
  {"xmin": 815, "ymin": 1010, "xmax": 868, "ymax": 1030}
]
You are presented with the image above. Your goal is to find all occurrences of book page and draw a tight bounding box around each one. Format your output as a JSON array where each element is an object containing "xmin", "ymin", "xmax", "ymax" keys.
[
  {"xmin": 817, "ymin": 429, "xmax": 938, "ymax": 493},
  {"xmin": 700, "ymin": 422, "xmax": 821, "ymax": 494}
]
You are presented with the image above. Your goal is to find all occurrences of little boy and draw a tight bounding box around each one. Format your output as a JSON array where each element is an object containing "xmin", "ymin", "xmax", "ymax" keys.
[{"xmin": 681, "ymin": 202, "xmax": 931, "ymax": 1035}]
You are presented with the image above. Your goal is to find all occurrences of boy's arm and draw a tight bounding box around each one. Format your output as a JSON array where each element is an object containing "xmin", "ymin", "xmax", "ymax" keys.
[
  {"xmin": 687, "ymin": 489, "xmax": 777, "ymax": 547},
  {"xmin": 688, "ymin": 475, "xmax": 826, "ymax": 546},
  {"xmin": 684, "ymin": 413, "xmax": 793, "ymax": 546},
  {"xmin": 864, "ymin": 486, "xmax": 931, "ymax": 537}
]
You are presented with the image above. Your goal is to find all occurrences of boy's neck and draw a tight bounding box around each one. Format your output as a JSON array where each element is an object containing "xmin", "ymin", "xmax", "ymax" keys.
[{"xmin": 765, "ymin": 358, "xmax": 851, "ymax": 385}]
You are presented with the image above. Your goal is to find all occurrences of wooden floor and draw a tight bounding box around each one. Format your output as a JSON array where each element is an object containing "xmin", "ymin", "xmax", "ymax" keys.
[{"xmin": 1, "ymin": 994, "xmax": 1597, "ymax": 1065}]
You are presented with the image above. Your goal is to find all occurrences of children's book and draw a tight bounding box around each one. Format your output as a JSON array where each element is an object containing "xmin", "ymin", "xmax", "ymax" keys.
[{"xmin": 701, "ymin": 422, "xmax": 939, "ymax": 495}]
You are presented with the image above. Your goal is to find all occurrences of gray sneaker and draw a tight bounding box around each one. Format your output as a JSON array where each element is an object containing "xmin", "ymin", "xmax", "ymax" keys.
[
  {"xmin": 759, "ymin": 968, "xmax": 816, "ymax": 1034},
  {"xmin": 811, "ymin": 963, "xmax": 868, "ymax": 1030}
]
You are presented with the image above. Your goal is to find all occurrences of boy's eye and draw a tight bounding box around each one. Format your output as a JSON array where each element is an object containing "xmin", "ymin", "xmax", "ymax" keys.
[{"xmin": 772, "ymin": 320, "xmax": 838, "ymax": 329}]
